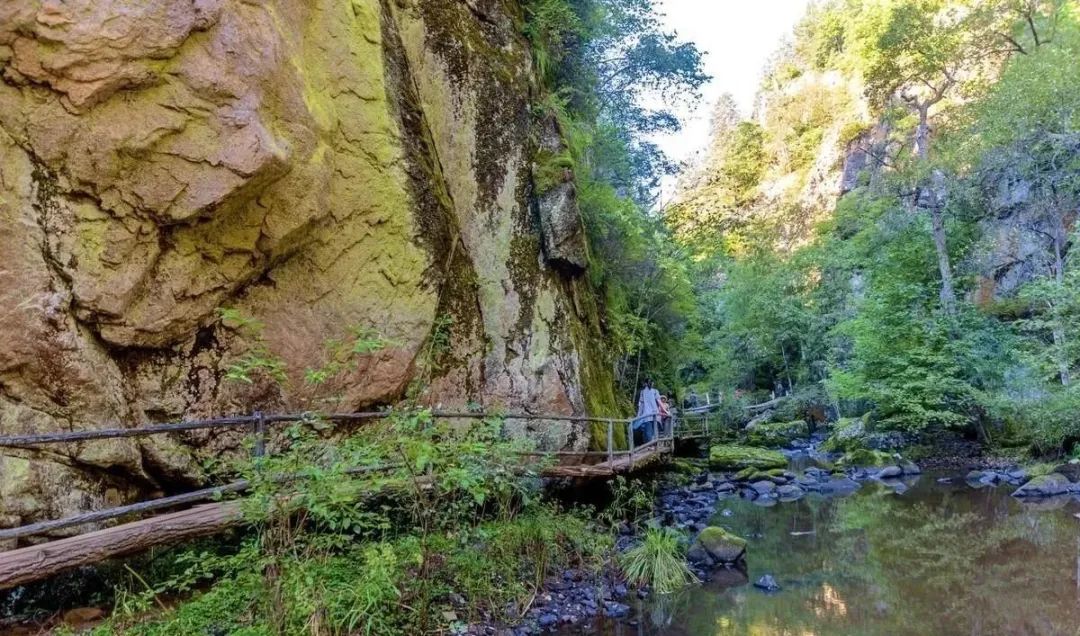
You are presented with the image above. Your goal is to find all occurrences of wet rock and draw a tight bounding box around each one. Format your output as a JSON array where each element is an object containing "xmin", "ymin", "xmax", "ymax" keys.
[
  {"xmin": 692, "ymin": 526, "xmax": 747, "ymax": 563},
  {"xmin": 754, "ymin": 574, "xmax": 781, "ymax": 592},
  {"xmin": 537, "ymin": 613, "xmax": 557, "ymax": 629},
  {"xmin": 750, "ymin": 480, "xmax": 778, "ymax": 495},
  {"xmin": 711, "ymin": 566, "xmax": 750, "ymax": 587},
  {"xmin": 876, "ymin": 465, "xmax": 903, "ymax": 479},
  {"xmin": 1006, "ymin": 468, "xmax": 1028, "ymax": 483},
  {"xmin": 899, "ymin": 460, "xmax": 922, "ymax": 475},
  {"xmin": 1012, "ymin": 473, "xmax": 1073, "ymax": 497},
  {"xmin": 777, "ymin": 484, "xmax": 805, "ymax": 501},
  {"xmin": 819, "ymin": 477, "xmax": 861, "ymax": 496}
]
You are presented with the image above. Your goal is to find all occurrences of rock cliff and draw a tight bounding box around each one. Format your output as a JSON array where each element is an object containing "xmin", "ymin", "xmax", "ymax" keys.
[{"xmin": 0, "ymin": 0, "xmax": 615, "ymax": 529}]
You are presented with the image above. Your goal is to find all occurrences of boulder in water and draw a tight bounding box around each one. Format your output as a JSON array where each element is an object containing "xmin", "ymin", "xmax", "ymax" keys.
[
  {"xmin": 692, "ymin": 526, "xmax": 747, "ymax": 563},
  {"xmin": 1012, "ymin": 473, "xmax": 1073, "ymax": 497},
  {"xmin": 750, "ymin": 480, "xmax": 778, "ymax": 495},
  {"xmin": 899, "ymin": 459, "xmax": 922, "ymax": 475},
  {"xmin": 777, "ymin": 484, "xmax": 805, "ymax": 500},
  {"xmin": 754, "ymin": 574, "xmax": 781, "ymax": 592},
  {"xmin": 876, "ymin": 465, "xmax": 903, "ymax": 479}
]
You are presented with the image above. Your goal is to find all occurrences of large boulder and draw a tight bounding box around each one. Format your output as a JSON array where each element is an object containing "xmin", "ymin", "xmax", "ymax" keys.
[
  {"xmin": 692, "ymin": 526, "xmax": 747, "ymax": 563},
  {"xmin": 709, "ymin": 445, "xmax": 787, "ymax": 471},
  {"xmin": 1012, "ymin": 473, "xmax": 1074, "ymax": 497},
  {"xmin": 821, "ymin": 416, "xmax": 868, "ymax": 452},
  {"xmin": 1051, "ymin": 461, "xmax": 1080, "ymax": 482},
  {"xmin": 746, "ymin": 420, "xmax": 809, "ymax": 447}
]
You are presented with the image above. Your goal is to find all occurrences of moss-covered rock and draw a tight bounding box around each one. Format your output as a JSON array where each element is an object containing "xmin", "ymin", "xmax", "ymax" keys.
[
  {"xmin": 692, "ymin": 526, "xmax": 747, "ymax": 563},
  {"xmin": 837, "ymin": 448, "xmax": 895, "ymax": 467},
  {"xmin": 670, "ymin": 458, "xmax": 708, "ymax": 475},
  {"xmin": 709, "ymin": 445, "xmax": 787, "ymax": 471},
  {"xmin": 746, "ymin": 420, "xmax": 809, "ymax": 447},
  {"xmin": 821, "ymin": 415, "xmax": 869, "ymax": 452}
]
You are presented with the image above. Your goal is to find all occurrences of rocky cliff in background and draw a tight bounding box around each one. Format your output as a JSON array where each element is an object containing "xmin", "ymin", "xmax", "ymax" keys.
[{"xmin": 0, "ymin": 0, "xmax": 615, "ymax": 530}]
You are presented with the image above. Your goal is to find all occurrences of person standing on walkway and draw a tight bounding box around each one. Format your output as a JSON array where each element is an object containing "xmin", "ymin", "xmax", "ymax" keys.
[{"xmin": 635, "ymin": 379, "xmax": 661, "ymax": 443}]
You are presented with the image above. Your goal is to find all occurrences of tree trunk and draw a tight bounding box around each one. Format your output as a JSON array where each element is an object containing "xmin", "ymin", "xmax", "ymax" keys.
[
  {"xmin": 914, "ymin": 104, "xmax": 957, "ymax": 315},
  {"xmin": 1051, "ymin": 220, "xmax": 1071, "ymax": 385},
  {"xmin": 930, "ymin": 204, "xmax": 957, "ymax": 315},
  {"xmin": 0, "ymin": 502, "xmax": 244, "ymax": 590}
]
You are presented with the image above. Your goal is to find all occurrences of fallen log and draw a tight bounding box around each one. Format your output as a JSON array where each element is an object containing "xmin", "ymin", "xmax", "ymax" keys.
[{"xmin": 0, "ymin": 501, "xmax": 244, "ymax": 590}]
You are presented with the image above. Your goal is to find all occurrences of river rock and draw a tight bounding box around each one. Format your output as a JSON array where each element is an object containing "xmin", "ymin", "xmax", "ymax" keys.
[
  {"xmin": 754, "ymin": 574, "xmax": 781, "ymax": 592},
  {"xmin": 777, "ymin": 484, "xmax": 805, "ymax": 500},
  {"xmin": 709, "ymin": 445, "xmax": 788, "ymax": 471},
  {"xmin": 899, "ymin": 459, "xmax": 922, "ymax": 475},
  {"xmin": 876, "ymin": 465, "xmax": 903, "ymax": 479},
  {"xmin": 692, "ymin": 526, "xmax": 747, "ymax": 563},
  {"xmin": 1012, "ymin": 473, "xmax": 1073, "ymax": 497},
  {"xmin": 750, "ymin": 480, "xmax": 778, "ymax": 495},
  {"xmin": 819, "ymin": 477, "xmax": 861, "ymax": 496}
]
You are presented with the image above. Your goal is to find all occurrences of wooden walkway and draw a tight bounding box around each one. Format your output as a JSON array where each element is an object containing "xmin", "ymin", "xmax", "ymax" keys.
[{"xmin": 0, "ymin": 407, "xmax": 730, "ymax": 589}]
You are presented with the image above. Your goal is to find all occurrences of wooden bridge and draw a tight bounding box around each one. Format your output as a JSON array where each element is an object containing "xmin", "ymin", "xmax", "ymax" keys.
[{"xmin": 0, "ymin": 407, "xmax": 727, "ymax": 590}]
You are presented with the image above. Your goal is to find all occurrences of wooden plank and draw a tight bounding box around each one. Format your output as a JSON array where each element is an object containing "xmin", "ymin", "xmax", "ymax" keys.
[{"xmin": 0, "ymin": 502, "xmax": 244, "ymax": 590}]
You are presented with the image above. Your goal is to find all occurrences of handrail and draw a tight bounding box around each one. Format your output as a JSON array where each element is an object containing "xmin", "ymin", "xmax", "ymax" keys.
[
  {"xmin": 0, "ymin": 410, "xmax": 634, "ymax": 448},
  {"xmin": 0, "ymin": 409, "xmax": 704, "ymax": 542}
]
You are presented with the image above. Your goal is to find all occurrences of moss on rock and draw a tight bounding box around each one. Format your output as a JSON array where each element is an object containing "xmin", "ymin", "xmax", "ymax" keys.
[
  {"xmin": 837, "ymin": 448, "xmax": 895, "ymax": 467},
  {"xmin": 709, "ymin": 445, "xmax": 787, "ymax": 471},
  {"xmin": 693, "ymin": 526, "xmax": 747, "ymax": 563},
  {"xmin": 746, "ymin": 420, "xmax": 808, "ymax": 447},
  {"xmin": 821, "ymin": 414, "xmax": 870, "ymax": 452}
]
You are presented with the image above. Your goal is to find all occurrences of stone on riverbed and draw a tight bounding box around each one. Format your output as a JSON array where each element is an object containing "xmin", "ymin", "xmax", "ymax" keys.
[
  {"xmin": 750, "ymin": 480, "xmax": 777, "ymax": 495},
  {"xmin": 1012, "ymin": 473, "xmax": 1074, "ymax": 497},
  {"xmin": 691, "ymin": 526, "xmax": 747, "ymax": 564},
  {"xmin": 876, "ymin": 465, "xmax": 903, "ymax": 479},
  {"xmin": 709, "ymin": 445, "xmax": 787, "ymax": 471},
  {"xmin": 777, "ymin": 484, "xmax": 805, "ymax": 501},
  {"xmin": 754, "ymin": 574, "xmax": 781, "ymax": 592}
]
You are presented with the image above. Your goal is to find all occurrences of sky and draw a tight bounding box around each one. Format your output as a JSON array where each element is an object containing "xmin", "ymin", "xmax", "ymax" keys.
[{"xmin": 650, "ymin": 0, "xmax": 814, "ymax": 197}]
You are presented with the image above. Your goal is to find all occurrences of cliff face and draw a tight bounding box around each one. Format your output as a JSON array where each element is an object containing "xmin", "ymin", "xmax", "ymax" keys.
[{"xmin": 0, "ymin": 0, "xmax": 611, "ymax": 528}]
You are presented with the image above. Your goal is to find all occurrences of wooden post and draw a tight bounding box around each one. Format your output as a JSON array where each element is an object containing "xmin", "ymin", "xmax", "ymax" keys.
[
  {"xmin": 606, "ymin": 419, "xmax": 614, "ymax": 465},
  {"xmin": 627, "ymin": 419, "xmax": 635, "ymax": 458},
  {"xmin": 252, "ymin": 411, "xmax": 266, "ymax": 458}
]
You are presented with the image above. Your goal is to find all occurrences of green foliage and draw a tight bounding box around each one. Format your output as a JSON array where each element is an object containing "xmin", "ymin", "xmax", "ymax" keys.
[
  {"xmin": 619, "ymin": 528, "xmax": 697, "ymax": 595},
  {"xmin": 523, "ymin": 0, "xmax": 707, "ymax": 399}
]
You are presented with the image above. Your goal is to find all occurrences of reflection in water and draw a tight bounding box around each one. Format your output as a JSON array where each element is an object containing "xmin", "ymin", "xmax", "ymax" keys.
[{"xmin": 575, "ymin": 475, "xmax": 1080, "ymax": 636}]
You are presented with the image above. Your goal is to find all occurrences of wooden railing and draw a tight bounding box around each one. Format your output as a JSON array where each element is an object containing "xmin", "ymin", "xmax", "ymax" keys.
[{"xmin": 0, "ymin": 408, "xmax": 723, "ymax": 588}]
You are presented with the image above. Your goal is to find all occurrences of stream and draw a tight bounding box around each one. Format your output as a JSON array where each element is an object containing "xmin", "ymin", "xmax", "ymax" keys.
[{"xmin": 578, "ymin": 471, "xmax": 1080, "ymax": 636}]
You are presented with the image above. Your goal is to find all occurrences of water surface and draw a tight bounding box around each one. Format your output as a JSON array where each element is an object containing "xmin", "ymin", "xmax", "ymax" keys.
[{"xmin": 592, "ymin": 475, "xmax": 1080, "ymax": 636}]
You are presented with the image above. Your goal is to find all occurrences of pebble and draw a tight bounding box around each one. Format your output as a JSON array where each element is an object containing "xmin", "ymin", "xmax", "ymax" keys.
[{"xmin": 754, "ymin": 574, "xmax": 782, "ymax": 592}]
